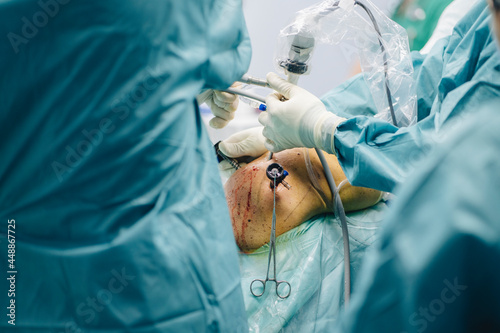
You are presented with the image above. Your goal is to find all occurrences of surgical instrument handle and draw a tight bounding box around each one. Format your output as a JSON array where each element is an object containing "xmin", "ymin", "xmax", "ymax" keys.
[
  {"xmin": 250, "ymin": 277, "xmax": 291, "ymax": 299},
  {"xmin": 222, "ymin": 87, "xmax": 266, "ymax": 104},
  {"xmin": 239, "ymin": 74, "xmax": 270, "ymax": 88}
]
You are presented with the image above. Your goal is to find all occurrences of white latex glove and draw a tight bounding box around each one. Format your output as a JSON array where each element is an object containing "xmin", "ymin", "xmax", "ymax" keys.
[
  {"xmin": 258, "ymin": 72, "xmax": 346, "ymax": 152},
  {"xmin": 197, "ymin": 85, "xmax": 239, "ymax": 129},
  {"xmin": 218, "ymin": 126, "xmax": 267, "ymax": 178}
]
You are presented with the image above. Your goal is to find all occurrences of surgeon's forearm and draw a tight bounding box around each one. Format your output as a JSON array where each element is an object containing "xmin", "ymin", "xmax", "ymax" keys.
[{"xmin": 334, "ymin": 115, "xmax": 438, "ymax": 192}]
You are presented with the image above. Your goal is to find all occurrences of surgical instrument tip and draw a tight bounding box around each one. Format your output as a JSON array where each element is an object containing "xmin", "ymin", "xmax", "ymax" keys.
[{"xmin": 282, "ymin": 180, "xmax": 291, "ymax": 190}]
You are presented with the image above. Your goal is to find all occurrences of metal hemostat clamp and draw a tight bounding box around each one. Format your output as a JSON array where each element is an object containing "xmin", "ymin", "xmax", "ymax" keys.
[
  {"xmin": 250, "ymin": 162, "xmax": 292, "ymax": 299},
  {"xmin": 266, "ymin": 163, "xmax": 291, "ymax": 190}
]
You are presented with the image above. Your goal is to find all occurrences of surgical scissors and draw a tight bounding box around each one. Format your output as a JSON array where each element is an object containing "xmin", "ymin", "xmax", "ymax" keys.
[{"xmin": 250, "ymin": 175, "xmax": 291, "ymax": 299}]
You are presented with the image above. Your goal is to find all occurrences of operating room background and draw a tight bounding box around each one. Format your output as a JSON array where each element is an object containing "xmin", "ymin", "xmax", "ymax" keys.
[{"xmin": 201, "ymin": 0, "xmax": 396, "ymax": 143}]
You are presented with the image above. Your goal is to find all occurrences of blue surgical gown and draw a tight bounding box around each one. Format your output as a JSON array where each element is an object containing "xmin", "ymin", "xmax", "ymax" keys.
[
  {"xmin": 338, "ymin": 103, "xmax": 500, "ymax": 332},
  {"xmin": 0, "ymin": 0, "xmax": 251, "ymax": 332},
  {"xmin": 321, "ymin": 1, "xmax": 500, "ymax": 193}
]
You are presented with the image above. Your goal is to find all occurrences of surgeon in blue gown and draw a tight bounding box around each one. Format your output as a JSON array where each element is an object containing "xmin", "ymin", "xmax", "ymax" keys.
[
  {"xmin": 0, "ymin": 0, "xmax": 250, "ymax": 332},
  {"xmin": 337, "ymin": 0, "xmax": 500, "ymax": 331},
  {"xmin": 337, "ymin": 108, "xmax": 500, "ymax": 333},
  {"xmin": 248, "ymin": 0, "xmax": 500, "ymax": 193}
]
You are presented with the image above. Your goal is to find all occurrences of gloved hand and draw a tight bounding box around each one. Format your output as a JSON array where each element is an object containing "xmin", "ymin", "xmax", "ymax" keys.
[
  {"xmin": 258, "ymin": 72, "xmax": 346, "ymax": 152},
  {"xmin": 197, "ymin": 84, "xmax": 240, "ymax": 129},
  {"xmin": 218, "ymin": 126, "xmax": 267, "ymax": 178}
]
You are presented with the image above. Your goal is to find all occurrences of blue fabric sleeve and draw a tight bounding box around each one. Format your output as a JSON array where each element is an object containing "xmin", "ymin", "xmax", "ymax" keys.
[
  {"xmin": 320, "ymin": 2, "xmax": 499, "ymax": 193},
  {"xmin": 339, "ymin": 104, "xmax": 500, "ymax": 333}
]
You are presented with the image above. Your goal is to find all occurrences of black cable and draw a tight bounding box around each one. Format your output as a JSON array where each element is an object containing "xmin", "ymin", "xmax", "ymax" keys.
[
  {"xmin": 316, "ymin": 148, "xmax": 351, "ymax": 304},
  {"xmin": 354, "ymin": 0, "xmax": 399, "ymax": 127}
]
